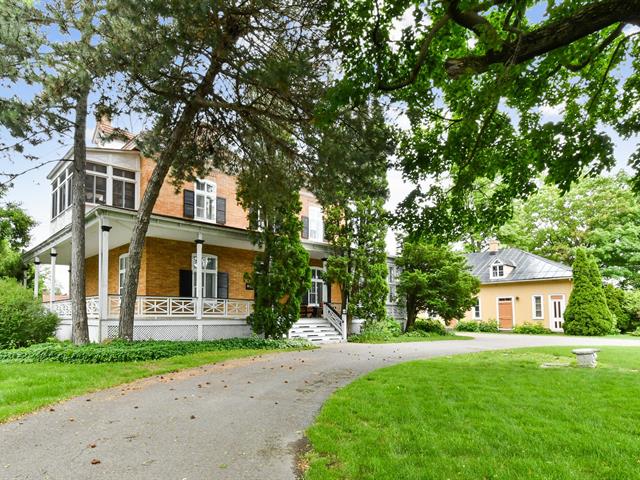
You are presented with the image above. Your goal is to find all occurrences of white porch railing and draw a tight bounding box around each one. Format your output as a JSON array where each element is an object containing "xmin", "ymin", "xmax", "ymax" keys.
[
  {"xmin": 47, "ymin": 297, "xmax": 100, "ymax": 320},
  {"xmin": 46, "ymin": 296, "xmax": 253, "ymax": 320}
]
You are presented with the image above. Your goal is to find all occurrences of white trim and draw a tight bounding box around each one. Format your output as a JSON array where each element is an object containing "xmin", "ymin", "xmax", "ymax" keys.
[
  {"xmin": 548, "ymin": 294, "xmax": 566, "ymax": 332},
  {"xmin": 489, "ymin": 259, "xmax": 506, "ymax": 279},
  {"xmin": 531, "ymin": 294, "xmax": 544, "ymax": 320},
  {"xmin": 472, "ymin": 297, "xmax": 481, "ymax": 320},
  {"xmin": 193, "ymin": 179, "xmax": 217, "ymax": 224},
  {"xmin": 118, "ymin": 253, "xmax": 129, "ymax": 296},
  {"xmin": 308, "ymin": 206, "xmax": 324, "ymax": 242},
  {"xmin": 191, "ymin": 253, "xmax": 218, "ymax": 298},
  {"xmin": 496, "ymin": 296, "xmax": 515, "ymax": 330},
  {"xmin": 307, "ymin": 266, "xmax": 324, "ymax": 306}
]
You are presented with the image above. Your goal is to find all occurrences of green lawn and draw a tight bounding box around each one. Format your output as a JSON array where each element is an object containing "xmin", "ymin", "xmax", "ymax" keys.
[
  {"xmin": 305, "ymin": 347, "xmax": 640, "ymax": 480},
  {"xmin": 350, "ymin": 334, "xmax": 472, "ymax": 344},
  {"xmin": 0, "ymin": 348, "xmax": 290, "ymax": 423}
]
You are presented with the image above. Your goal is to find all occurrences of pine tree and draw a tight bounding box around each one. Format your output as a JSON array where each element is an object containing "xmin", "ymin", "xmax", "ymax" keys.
[{"xmin": 564, "ymin": 248, "xmax": 614, "ymax": 336}]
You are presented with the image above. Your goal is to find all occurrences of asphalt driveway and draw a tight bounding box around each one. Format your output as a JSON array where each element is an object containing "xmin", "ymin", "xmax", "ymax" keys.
[{"xmin": 1, "ymin": 333, "xmax": 638, "ymax": 480}]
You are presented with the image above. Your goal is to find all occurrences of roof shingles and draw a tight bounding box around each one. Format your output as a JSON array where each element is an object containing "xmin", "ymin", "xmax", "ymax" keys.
[{"xmin": 466, "ymin": 248, "xmax": 572, "ymax": 284}]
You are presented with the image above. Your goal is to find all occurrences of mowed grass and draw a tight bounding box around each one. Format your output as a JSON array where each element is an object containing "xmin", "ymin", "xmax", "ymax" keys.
[
  {"xmin": 0, "ymin": 348, "xmax": 289, "ymax": 423},
  {"xmin": 305, "ymin": 347, "xmax": 640, "ymax": 480}
]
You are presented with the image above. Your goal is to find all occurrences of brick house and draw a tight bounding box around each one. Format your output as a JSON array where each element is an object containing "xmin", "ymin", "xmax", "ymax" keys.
[{"xmin": 25, "ymin": 118, "xmax": 402, "ymax": 343}]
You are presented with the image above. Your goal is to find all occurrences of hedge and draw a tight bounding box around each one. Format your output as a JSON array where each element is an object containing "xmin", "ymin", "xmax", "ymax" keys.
[{"xmin": 0, "ymin": 337, "xmax": 310, "ymax": 364}]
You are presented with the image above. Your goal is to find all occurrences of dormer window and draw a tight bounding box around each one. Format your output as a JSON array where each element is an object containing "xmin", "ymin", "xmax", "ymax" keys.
[{"xmin": 490, "ymin": 260, "xmax": 506, "ymax": 279}]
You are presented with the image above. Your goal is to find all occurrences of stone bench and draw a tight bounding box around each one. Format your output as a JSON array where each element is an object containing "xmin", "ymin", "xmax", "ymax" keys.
[{"xmin": 572, "ymin": 348, "xmax": 601, "ymax": 368}]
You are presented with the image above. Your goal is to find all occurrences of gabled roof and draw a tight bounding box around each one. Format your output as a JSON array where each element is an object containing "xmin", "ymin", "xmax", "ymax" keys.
[{"xmin": 466, "ymin": 248, "xmax": 572, "ymax": 284}]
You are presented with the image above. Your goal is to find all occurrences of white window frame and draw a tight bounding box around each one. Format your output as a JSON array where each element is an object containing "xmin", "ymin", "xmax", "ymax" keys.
[
  {"xmin": 490, "ymin": 259, "xmax": 506, "ymax": 279},
  {"xmin": 308, "ymin": 206, "xmax": 324, "ymax": 242},
  {"xmin": 194, "ymin": 179, "xmax": 217, "ymax": 223},
  {"xmin": 307, "ymin": 267, "xmax": 324, "ymax": 306},
  {"xmin": 387, "ymin": 263, "xmax": 399, "ymax": 304},
  {"xmin": 85, "ymin": 162, "xmax": 109, "ymax": 206},
  {"xmin": 111, "ymin": 167, "xmax": 137, "ymax": 210},
  {"xmin": 118, "ymin": 254, "xmax": 129, "ymax": 296},
  {"xmin": 473, "ymin": 297, "xmax": 481, "ymax": 320},
  {"xmin": 192, "ymin": 253, "xmax": 218, "ymax": 299},
  {"xmin": 51, "ymin": 167, "xmax": 73, "ymax": 219},
  {"xmin": 532, "ymin": 295, "xmax": 544, "ymax": 320}
]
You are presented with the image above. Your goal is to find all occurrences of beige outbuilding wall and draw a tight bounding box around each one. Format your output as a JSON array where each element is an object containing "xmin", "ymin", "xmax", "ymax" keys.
[{"xmin": 465, "ymin": 278, "xmax": 573, "ymax": 329}]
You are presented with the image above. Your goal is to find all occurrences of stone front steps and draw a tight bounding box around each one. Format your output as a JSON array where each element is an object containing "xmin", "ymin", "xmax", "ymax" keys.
[{"xmin": 289, "ymin": 317, "xmax": 343, "ymax": 344}]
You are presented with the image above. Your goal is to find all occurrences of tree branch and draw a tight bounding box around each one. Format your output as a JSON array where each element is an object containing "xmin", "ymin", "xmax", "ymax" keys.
[{"xmin": 445, "ymin": 0, "xmax": 640, "ymax": 78}]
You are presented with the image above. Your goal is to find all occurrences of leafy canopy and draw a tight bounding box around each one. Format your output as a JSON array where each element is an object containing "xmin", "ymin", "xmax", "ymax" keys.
[
  {"xmin": 396, "ymin": 240, "xmax": 479, "ymax": 330},
  {"xmin": 496, "ymin": 173, "xmax": 640, "ymax": 288},
  {"xmin": 326, "ymin": 0, "xmax": 640, "ymax": 238}
]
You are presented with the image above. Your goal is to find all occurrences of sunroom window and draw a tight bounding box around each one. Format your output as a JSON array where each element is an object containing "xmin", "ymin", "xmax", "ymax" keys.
[
  {"xmin": 51, "ymin": 167, "xmax": 73, "ymax": 218},
  {"xmin": 194, "ymin": 180, "xmax": 216, "ymax": 223},
  {"xmin": 112, "ymin": 168, "xmax": 136, "ymax": 209},
  {"xmin": 85, "ymin": 162, "xmax": 107, "ymax": 205}
]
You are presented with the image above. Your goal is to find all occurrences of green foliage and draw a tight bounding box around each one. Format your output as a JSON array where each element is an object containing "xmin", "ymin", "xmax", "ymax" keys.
[
  {"xmin": 0, "ymin": 337, "xmax": 310, "ymax": 364},
  {"xmin": 237, "ymin": 142, "xmax": 311, "ymax": 339},
  {"xmin": 0, "ymin": 278, "xmax": 59, "ymax": 349},
  {"xmin": 498, "ymin": 174, "xmax": 640, "ymax": 288},
  {"xmin": 513, "ymin": 323, "xmax": 553, "ymax": 335},
  {"xmin": 396, "ymin": 241, "xmax": 479, "ymax": 330},
  {"xmin": 630, "ymin": 327, "xmax": 640, "ymax": 337},
  {"xmin": 409, "ymin": 318, "xmax": 446, "ymax": 336},
  {"xmin": 314, "ymin": 104, "xmax": 391, "ymax": 328},
  {"xmin": 456, "ymin": 320, "xmax": 499, "ymax": 333},
  {"xmin": 350, "ymin": 317, "xmax": 402, "ymax": 342},
  {"xmin": 564, "ymin": 249, "xmax": 614, "ymax": 336},
  {"xmin": 604, "ymin": 285, "xmax": 631, "ymax": 332},
  {"xmin": 325, "ymin": 2, "xmax": 638, "ymax": 240},
  {"xmin": 622, "ymin": 290, "xmax": 640, "ymax": 334}
]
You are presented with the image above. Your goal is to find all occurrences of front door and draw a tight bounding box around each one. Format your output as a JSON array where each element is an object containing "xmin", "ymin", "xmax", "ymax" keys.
[
  {"xmin": 549, "ymin": 294, "xmax": 566, "ymax": 332},
  {"xmin": 497, "ymin": 297, "xmax": 514, "ymax": 330}
]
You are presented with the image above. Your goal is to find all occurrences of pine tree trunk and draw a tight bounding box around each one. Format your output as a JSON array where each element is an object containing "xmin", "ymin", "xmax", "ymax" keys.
[
  {"xmin": 118, "ymin": 35, "xmax": 238, "ymax": 339},
  {"xmin": 71, "ymin": 86, "xmax": 90, "ymax": 345}
]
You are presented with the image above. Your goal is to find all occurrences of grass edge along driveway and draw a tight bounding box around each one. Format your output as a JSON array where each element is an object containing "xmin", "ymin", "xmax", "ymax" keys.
[
  {"xmin": 0, "ymin": 347, "xmax": 306, "ymax": 423},
  {"xmin": 304, "ymin": 346, "xmax": 640, "ymax": 480}
]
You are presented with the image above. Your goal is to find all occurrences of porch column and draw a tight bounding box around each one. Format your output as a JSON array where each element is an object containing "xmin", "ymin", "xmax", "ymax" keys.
[
  {"xmin": 321, "ymin": 257, "xmax": 328, "ymax": 312},
  {"xmin": 98, "ymin": 223, "xmax": 111, "ymax": 322},
  {"xmin": 33, "ymin": 256, "xmax": 40, "ymax": 298},
  {"xmin": 49, "ymin": 248, "xmax": 57, "ymax": 310},
  {"xmin": 195, "ymin": 233, "xmax": 204, "ymax": 320}
]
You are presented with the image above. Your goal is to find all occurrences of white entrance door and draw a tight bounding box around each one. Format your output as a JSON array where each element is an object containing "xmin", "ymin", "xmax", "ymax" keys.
[{"xmin": 549, "ymin": 294, "xmax": 565, "ymax": 332}]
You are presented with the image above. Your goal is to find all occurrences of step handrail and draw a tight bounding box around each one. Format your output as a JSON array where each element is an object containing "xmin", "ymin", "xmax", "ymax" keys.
[{"xmin": 323, "ymin": 302, "xmax": 345, "ymax": 338}]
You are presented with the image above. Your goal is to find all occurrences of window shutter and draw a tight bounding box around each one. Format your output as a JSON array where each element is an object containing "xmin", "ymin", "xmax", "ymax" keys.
[
  {"xmin": 217, "ymin": 272, "xmax": 229, "ymax": 299},
  {"xmin": 184, "ymin": 190, "xmax": 195, "ymax": 218},
  {"xmin": 216, "ymin": 197, "xmax": 226, "ymax": 225},
  {"xmin": 301, "ymin": 290, "xmax": 309, "ymax": 305},
  {"xmin": 179, "ymin": 269, "xmax": 193, "ymax": 297},
  {"xmin": 326, "ymin": 282, "xmax": 331, "ymax": 304},
  {"xmin": 301, "ymin": 215, "xmax": 309, "ymax": 239}
]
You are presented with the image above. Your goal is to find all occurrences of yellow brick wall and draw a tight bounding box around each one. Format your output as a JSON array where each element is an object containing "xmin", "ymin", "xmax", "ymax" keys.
[{"xmin": 85, "ymin": 236, "xmax": 342, "ymax": 305}]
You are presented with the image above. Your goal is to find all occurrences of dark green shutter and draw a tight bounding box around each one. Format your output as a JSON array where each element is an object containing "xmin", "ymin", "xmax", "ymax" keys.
[
  {"xmin": 216, "ymin": 197, "xmax": 226, "ymax": 225},
  {"xmin": 184, "ymin": 190, "xmax": 195, "ymax": 218},
  {"xmin": 217, "ymin": 272, "xmax": 229, "ymax": 299},
  {"xmin": 179, "ymin": 269, "xmax": 193, "ymax": 297}
]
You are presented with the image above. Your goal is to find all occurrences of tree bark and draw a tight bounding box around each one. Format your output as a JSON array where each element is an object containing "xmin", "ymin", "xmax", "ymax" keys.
[
  {"xmin": 118, "ymin": 20, "xmax": 245, "ymax": 340},
  {"xmin": 404, "ymin": 295, "xmax": 417, "ymax": 332},
  {"xmin": 70, "ymin": 86, "xmax": 90, "ymax": 345},
  {"xmin": 445, "ymin": 0, "xmax": 640, "ymax": 78}
]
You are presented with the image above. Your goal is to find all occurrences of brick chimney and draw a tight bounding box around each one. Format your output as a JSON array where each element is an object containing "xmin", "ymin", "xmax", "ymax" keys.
[{"xmin": 488, "ymin": 239, "xmax": 501, "ymax": 252}]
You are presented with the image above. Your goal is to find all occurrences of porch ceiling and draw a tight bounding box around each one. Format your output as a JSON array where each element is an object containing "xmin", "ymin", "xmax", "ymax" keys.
[{"xmin": 25, "ymin": 206, "xmax": 331, "ymax": 264}]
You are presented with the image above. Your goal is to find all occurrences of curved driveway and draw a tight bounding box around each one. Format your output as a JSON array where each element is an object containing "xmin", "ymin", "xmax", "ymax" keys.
[{"xmin": 1, "ymin": 333, "xmax": 639, "ymax": 480}]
